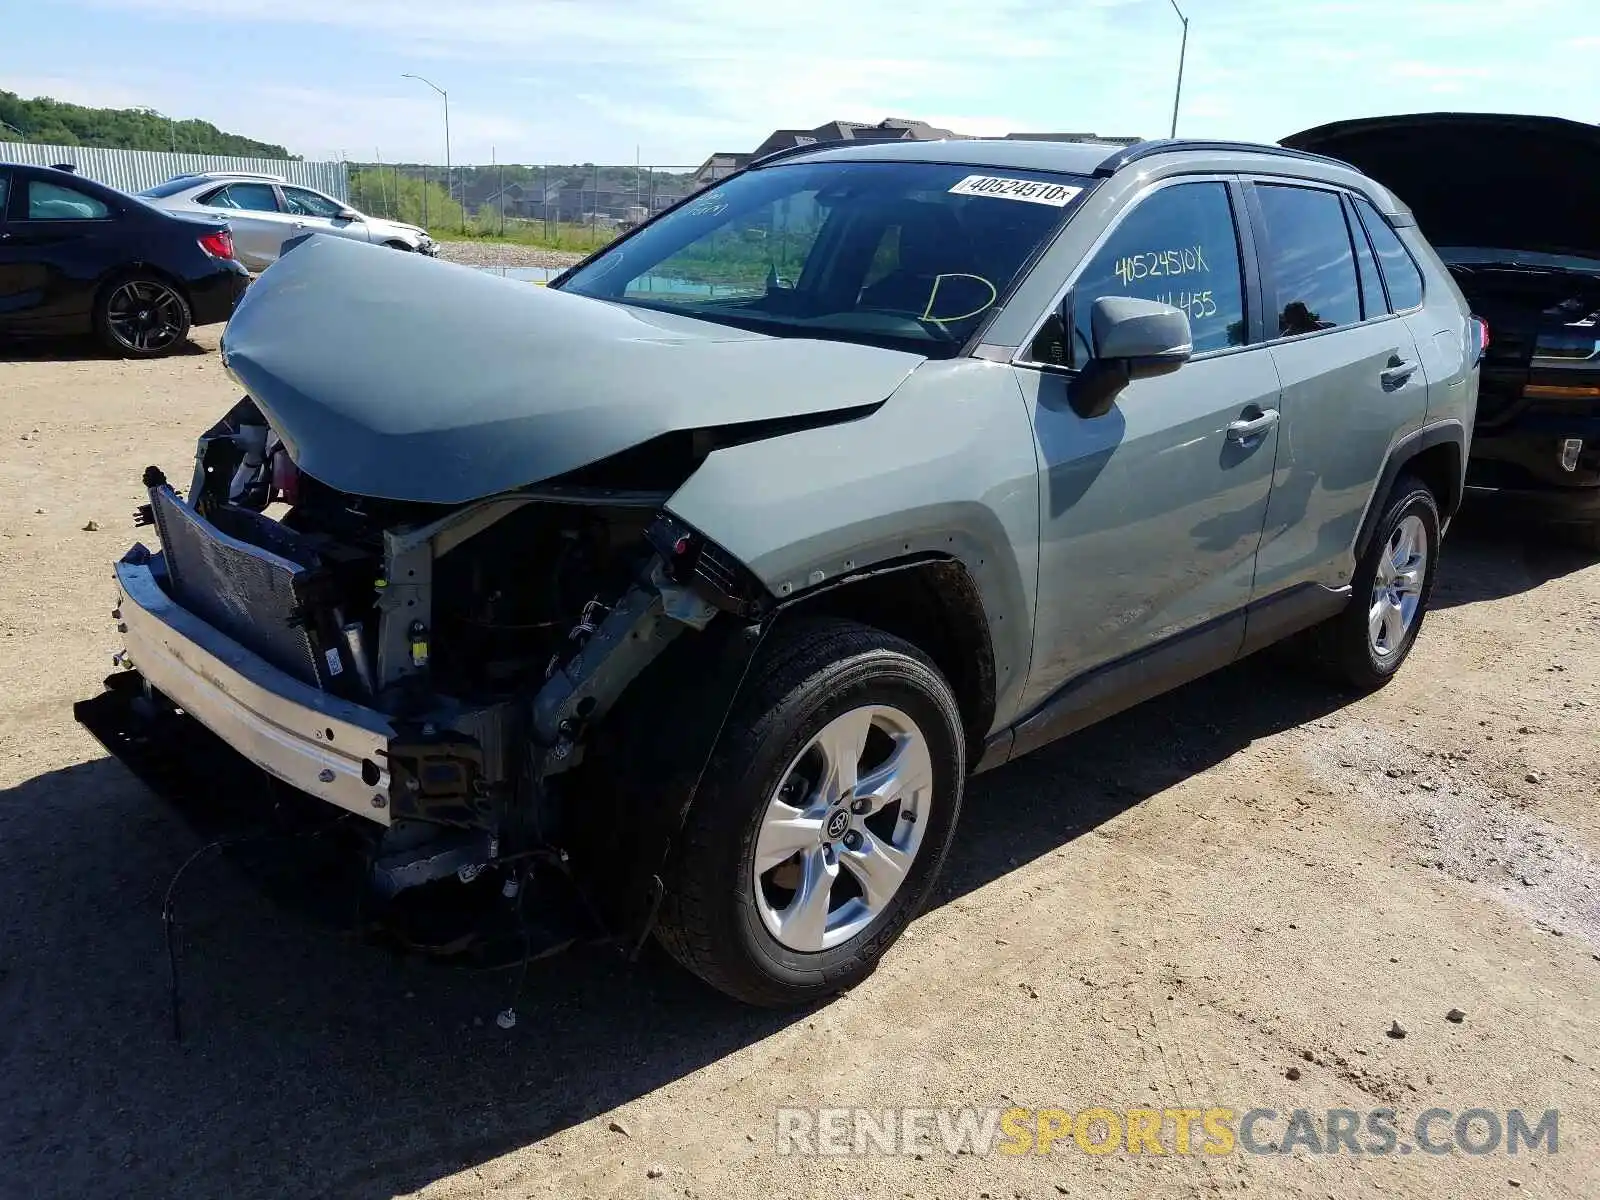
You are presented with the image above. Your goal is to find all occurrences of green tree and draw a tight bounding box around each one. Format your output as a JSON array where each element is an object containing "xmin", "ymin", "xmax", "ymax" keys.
[{"xmin": 0, "ymin": 90, "xmax": 292, "ymax": 156}]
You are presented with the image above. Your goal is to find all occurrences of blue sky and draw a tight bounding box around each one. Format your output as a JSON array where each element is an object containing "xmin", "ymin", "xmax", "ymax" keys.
[{"xmin": 3, "ymin": 0, "xmax": 1594, "ymax": 167}]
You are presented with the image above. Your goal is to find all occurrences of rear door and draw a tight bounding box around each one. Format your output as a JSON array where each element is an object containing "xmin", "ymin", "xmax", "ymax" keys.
[
  {"xmin": 1246, "ymin": 180, "xmax": 1428, "ymax": 598},
  {"xmin": 197, "ymin": 182, "xmax": 292, "ymax": 269}
]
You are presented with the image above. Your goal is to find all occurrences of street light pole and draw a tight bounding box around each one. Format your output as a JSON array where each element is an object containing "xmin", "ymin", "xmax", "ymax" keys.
[
  {"xmin": 1168, "ymin": 0, "xmax": 1189, "ymax": 139},
  {"xmin": 402, "ymin": 73, "xmax": 453, "ymax": 231}
]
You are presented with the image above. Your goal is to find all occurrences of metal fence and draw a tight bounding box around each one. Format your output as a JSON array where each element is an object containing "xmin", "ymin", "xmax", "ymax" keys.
[
  {"xmin": 1, "ymin": 141, "xmax": 348, "ymax": 200},
  {"xmin": 348, "ymin": 161, "xmax": 720, "ymax": 252}
]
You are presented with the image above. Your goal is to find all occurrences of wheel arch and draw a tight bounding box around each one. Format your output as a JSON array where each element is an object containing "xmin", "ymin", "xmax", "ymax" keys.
[
  {"xmin": 772, "ymin": 556, "xmax": 998, "ymax": 765},
  {"xmin": 1355, "ymin": 420, "xmax": 1466, "ymax": 561},
  {"xmin": 93, "ymin": 261, "xmax": 193, "ymax": 316}
]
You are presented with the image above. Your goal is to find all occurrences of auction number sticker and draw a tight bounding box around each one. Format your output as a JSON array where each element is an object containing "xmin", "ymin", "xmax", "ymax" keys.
[{"xmin": 948, "ymin": 175, "xmax": 1083, "ymax": 207}]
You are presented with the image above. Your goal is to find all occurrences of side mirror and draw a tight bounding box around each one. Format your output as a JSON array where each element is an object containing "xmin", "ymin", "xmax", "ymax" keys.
[
  {"xmin": 337, "ymin": 207, "xmax": 359, "ymax": 221},
  {"xmin": 1070, "ymin": 296, "xmax": 1193, "ymax": 418}
]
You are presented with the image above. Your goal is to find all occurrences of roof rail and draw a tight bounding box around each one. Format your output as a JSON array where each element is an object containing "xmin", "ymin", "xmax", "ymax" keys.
[
  {"xmin": 748, "ymin": 138, "xmax": 865, "ymax": 168},
  {"xmin": 1094, "ymin": 139, "xmax": 1355, "ymax": 176}
]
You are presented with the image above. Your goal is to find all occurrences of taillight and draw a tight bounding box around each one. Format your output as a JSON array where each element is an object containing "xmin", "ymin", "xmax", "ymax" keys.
[
  {"xmin": 198, "ymin": 229, "xmax": 235, "ymax": 261},
  {"xmin": 1470, "ymin": 315, "xmax": 1490, "ymax": 362}
]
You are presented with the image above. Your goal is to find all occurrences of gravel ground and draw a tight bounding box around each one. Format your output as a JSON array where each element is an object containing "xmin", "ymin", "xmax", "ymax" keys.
[
  {"xmin": 433, "ymin": 241, "xmax": 588, "ymax": 270},
  {"xmin": 1, "ymin": 328, "xmax": 1598, "ymax": 1200}
]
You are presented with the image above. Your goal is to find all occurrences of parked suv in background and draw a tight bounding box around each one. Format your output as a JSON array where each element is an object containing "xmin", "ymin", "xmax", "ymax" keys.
[
  {"xmin": 140, "ymin": 172, "xmax": 437, "ymax": 271},
  {"xmin": 82, "ymin": 137, "xmax": 1477, "ymax": 1007},
  {"xmin": 0, "ymin": 162, "xmax": 249, "ymax": 356},
  {"xmin": 1286, "ymin": 113, "xmax": 1600, "ymax": 546}
]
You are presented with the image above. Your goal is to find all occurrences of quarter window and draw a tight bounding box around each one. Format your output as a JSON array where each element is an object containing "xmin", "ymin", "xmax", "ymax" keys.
[
  {"xmin": 1354, "ymin": 197, "xmax": 1425, "ymax": 312},
  {"xmin": 1255, "ymin": 184, "xmax": 1361, "ymax": 337},
  {"xmin": 25, "ymin": 179, "xmax": 110, "ymax": 220},
  {"xmin": 1032, "ymin": 181, "xmax": 1247, "ymax": 366},
  {"xmin": 203, "ymin": 183, "xmax": 280, "ymax": 213}
]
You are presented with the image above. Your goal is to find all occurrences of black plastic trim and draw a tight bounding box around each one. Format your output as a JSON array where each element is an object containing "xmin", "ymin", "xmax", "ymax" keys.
[
  {"xmin": 1355, "ymin": 420, "xmax": 1467, "ymax": 561},
  {"xmin": 1005, "ymin": 611, "xmax": 1246, "ymax": 762},
  {"xmin": 1238, "ymin": 583, "xmax": 1351, "ymax": 659}
]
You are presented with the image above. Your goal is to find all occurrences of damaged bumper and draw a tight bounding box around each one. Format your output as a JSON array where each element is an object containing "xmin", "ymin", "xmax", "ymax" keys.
[{"xmin": 112, "ymin": 549, "xmax": 396, "ymax": 824}]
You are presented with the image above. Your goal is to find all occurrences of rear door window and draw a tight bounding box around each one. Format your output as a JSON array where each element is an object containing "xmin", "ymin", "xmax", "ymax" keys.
[
  {"xmin": 1254, "ymin": 184, "xmax": 1361, "ymax": 337},
  {"xmin": 25, "ymin": 179, "xmax": 111, "ymax": 220},
  {"xmin": 202, "ymin": 183, "xmax": 280, "ymax": 212},
  {"xmin": 1354, "ymin": 197, "xmax": 1425, "ymax": 312}
]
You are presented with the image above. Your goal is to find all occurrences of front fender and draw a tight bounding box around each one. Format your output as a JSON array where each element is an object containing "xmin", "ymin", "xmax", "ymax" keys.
[{"xmin": 665, "ymin": 358, "xmax": 1041, "ymax": 733}]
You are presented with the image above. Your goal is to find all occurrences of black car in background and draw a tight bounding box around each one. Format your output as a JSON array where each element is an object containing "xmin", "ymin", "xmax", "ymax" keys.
[
  {"xmin": 1286, "ymin": 113, "xmax": 1600, "ymax": 546},
  {"xmin": 0, "ymin": 162, "xmax": 249, "ymax": 357}
]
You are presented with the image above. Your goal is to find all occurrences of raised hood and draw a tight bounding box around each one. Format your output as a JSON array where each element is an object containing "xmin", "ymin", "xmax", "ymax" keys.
[
  {"xmin": 219, "ymin": 235, "xmax": 922, "ymax": 504},
  {"xmin": 1283, "ymin": 113, "xmax": 1600, "ymax": 260}
]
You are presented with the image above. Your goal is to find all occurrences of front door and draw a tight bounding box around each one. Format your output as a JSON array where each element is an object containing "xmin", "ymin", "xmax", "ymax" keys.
[
  {"xmin": 281, "ymin": 185, "xmax": 362, "ymax": 245},
  {"xmin": 1012, "ymin": 177, "xmax": 1280, "ymax": 714},
  {"xmin": 0, "ymin": 172, "xmax": 121, "ymax": 326}
]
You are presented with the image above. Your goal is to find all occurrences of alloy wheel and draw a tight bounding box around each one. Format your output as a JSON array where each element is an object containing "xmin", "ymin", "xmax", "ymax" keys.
[
  {"xmin": 1369, "ymin": 514, "xmax": 1428, "ymax": 658},
  {"xmin": 105, "ymin": 280, "xmax": 186, "ymax": 354},
  {"xmin": 753, "ymin": 704, "xmax": 934, "ymax": 952}
]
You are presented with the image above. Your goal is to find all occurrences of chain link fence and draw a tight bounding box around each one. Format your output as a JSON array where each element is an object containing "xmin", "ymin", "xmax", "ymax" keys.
[{"xmin": 347, "ymin": 161, "xmax": 735, "ymax": 263}]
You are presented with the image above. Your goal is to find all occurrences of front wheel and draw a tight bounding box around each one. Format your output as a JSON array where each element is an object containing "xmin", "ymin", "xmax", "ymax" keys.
[{"xmin": 654, "ymin": 619, "xmax": 966, "ymax": 1007}]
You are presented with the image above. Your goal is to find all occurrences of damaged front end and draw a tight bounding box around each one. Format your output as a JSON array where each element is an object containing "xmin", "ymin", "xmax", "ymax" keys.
[{"xmin": 80, "ymin": 396, "xmax": 774, "ymax": 954}]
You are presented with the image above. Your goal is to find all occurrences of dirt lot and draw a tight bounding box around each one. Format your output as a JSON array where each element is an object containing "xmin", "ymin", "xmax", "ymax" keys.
[{"xmin": 2, "ymin": 329, "xmax": 1597, "ymax": 1200}]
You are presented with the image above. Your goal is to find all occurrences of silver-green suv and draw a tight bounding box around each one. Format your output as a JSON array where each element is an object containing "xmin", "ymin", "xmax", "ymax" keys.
[{"xmin": 85, "ymin": 137, "xmax": 1478, "ymax": 1007}]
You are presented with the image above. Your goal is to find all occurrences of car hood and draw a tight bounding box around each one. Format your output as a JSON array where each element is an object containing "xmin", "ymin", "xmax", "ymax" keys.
[
  {"xmin": 218, "ymin": 235, "xmax": 923, "ymax": 504},
  {"xmin": 1283, "ymin": 113, "xmax": 1600, "ymax": 261}
]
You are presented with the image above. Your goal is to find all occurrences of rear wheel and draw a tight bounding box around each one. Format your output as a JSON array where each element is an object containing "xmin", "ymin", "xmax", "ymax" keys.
[
  {"xmin": 654, "ymin": 619, "xmax": 965, "ymax": 1007},
  {"xmin": 1303, "ymin": 476, "xmax": 1440, "ymax": 690},
  {"xmin": 95, "ymin": 274, "xmax": 191, "ymax": 358}
]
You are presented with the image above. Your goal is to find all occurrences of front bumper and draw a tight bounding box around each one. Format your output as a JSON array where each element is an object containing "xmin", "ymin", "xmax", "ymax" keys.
[{"xmin": 110, "ymin": 551, "xmax": 395, "ymax": 824}]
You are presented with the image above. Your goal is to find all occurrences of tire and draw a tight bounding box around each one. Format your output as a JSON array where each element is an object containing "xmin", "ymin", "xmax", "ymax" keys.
[
  {"xmin": 1303, "ymin": 475, "xmax": 1441, "ymax": 690},
  {"xmin": 94, "ymin": 273, "xmax": 191, "ymax": 358},
  {"xmin": 654, "ymin": 618, "xmax": 966, "ymax": 1007}
]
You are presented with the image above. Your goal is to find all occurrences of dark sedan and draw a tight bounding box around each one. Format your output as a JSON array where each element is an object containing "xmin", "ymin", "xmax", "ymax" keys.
[{"xmin": 0, "ymin": 162, "xmax": 250, "ymax": 357}]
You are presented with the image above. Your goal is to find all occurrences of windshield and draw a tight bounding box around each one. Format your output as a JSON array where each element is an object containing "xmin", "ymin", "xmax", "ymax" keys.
[
  {"xmin": 1439, "ymin": 246, "xmax": 1600, "ymax": 274},
  {"xmin": 557, "ymin": 160, "xmax": 1092, "ymax": 354}
]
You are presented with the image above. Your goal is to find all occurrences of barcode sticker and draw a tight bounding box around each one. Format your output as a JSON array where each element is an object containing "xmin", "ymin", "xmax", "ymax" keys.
[{"xmin": 948, "ymin": 175, "xmax": 1083, "ymax": 207}]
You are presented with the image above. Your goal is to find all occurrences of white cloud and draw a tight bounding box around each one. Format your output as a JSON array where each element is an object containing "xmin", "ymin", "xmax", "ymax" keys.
[{"xmin": 11, "ymin": 0, "xmax": 1599, "ymax": 162}]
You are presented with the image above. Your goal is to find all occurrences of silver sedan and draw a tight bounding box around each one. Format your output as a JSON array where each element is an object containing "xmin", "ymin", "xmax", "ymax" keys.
[{"xmin": 140, "ymin": 172, "xmax": 437, "ymax": 271}]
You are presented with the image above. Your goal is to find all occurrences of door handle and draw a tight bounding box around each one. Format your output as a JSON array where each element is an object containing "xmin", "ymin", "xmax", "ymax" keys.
[
  {"xmin": 1381, "ymin": 358, "xmax": 1418, "ymax": 388},
  {"xmin": 1226, "ymin": 408, "xmax": 1280, "ymax": 443}
]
